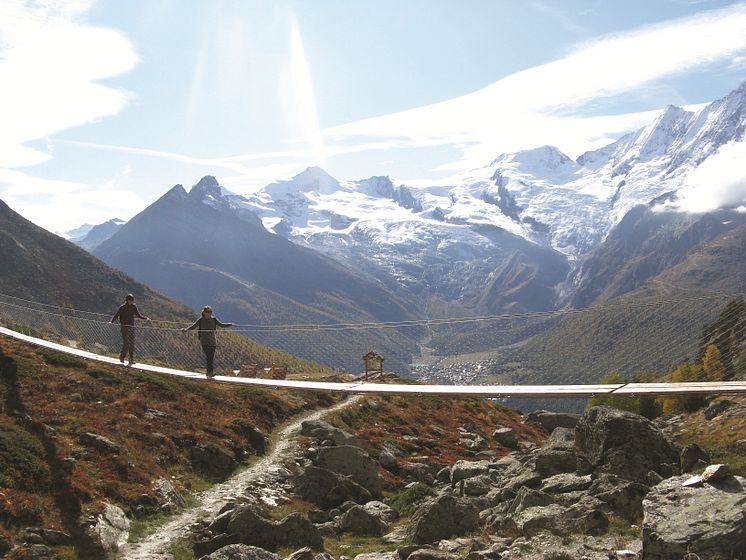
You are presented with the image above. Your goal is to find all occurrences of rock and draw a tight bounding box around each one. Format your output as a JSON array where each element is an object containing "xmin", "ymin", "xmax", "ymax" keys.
[
  {"xmin": 79, "ymin": 432, "xmax": 120, "ymax": 453},
  {"xmin": 363, "ymin": 500, "xmax": 398, "ymax": 524},
  {"xmin": 407, "ymin": 550, "xmax": 461, "ymax": 560},
  {"xmin": 191, "ymin": 443, "xmax": 238, "ymax": 481},
  {"xmin": 491, "ymin": 427, "xmax": 518, "ymax": 449},
  {"xmin": 450, "ymin": 460, "xmax": 491, "ymax": 487},
  {"xmin": 507, "ymin": 487, "xmax": 554, "ymax": 513},
  {"xmin": 302, "ymin": 420, "xmax": 360, "ymax": 447},
  {"xmin": 8, "ymin": 544, "xmax": 55, "ymax": 559},
  {"xmin": 703, "ymin": 399, "xmax": 733, "ymax": 420},
  {"xmin": 294, "ymin": 466, "xmax": 372, "ymax": 509},
  {"xmin": 353, "ymin": 553, "xmax": 398, "ymax": 560},
  {"xmin": 463, "ymin": 474, "xmax": 492, "ymax": 496},
  {"xmin": 403, "ymin": 462, "xmax": 435, "ymax": 485},
  {"xmin": 231, "ymin": 422, "xmax": 267, "ymax": 454},
  {"xmin": 575, "ymin": 406, "xmax": 680, "ymax": 484},
  {"xmin": 150, "ymin": 477, "xmax": 186, "ymax": 513},
  {"xmin": 541, "ymin": 473, "xmax": 592, "ymax": 494},
  {"xmin": 379, "ymin": 449, "xmax": 399, "ymax": 472},
  {"xmin": 464, "ymin": 435, "xmax": 489, "ymax": 452},
  {"xmin": 284, "ymin": 548, "xmax": 314, "ymax": 560},
  {"xmin": 198, "ymin": 505, "xmax": 323, "ymax": 556},
  {"xmin": 524, "ymin": 410, "xmax": 580, "ymax": 432},
  {"xmin": 23, "ymin": 527, "xmax": 71, "ymax": 546},
  {"xmin": 701, "ymin": 463, "xmax": 730, "ymax": 482},
  {"xmin": 464, "ymin": 540, "xmax": 512, "ymax": 560},
  {"xmin": 315, "ymin": 446, "xmax": 383, "ymax": 498},
  {"xmin": 408, "ymin": 494, "xmax": 479, "ymax": 544},
  {"xmin": 533, "ymin": 447, "xmax": 577, "ymax": 477},
  {"xmin": 680, "ymin": 443, "xmax": 710, "ymax": 473},
  {"xmin": 201, "ymin": 544, "xmax": 280, "ymax": 560},
  {"xmin": 339, "ymin": 505, "xmax": 387, "ymax": 536},
  {"xmin": 517, "ymin": 499, "xmax": 608, "ymax": 537},
  {"xmin": 589, "ymin": 474, "xmax": 649, "ymax": 521},
  {"xmin": 88, "ymin": 503, "xmax": 130, "ymax": 552},
  {"xmin": 642, "ymin": 474, "xmax": 746, "ymax": 560}
]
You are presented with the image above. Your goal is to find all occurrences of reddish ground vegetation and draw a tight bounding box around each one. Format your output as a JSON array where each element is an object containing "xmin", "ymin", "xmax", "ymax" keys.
[
  {"xmin": 0, "ymin": 336, "xmax": 337, "ymax": 550},
  {"xmin": 326, "ymin": 391, "xmax": 546, "ymax": 484}
]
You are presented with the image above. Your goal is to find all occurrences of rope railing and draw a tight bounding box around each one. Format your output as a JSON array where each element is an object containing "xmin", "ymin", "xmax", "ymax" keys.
[{"xmin": 0, "ymin": 290, "xmax": 743, "ymax": 388}]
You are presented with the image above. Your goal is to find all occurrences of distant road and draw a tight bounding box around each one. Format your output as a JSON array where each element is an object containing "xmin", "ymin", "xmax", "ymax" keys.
[{"xmin": 2, "ymin": 326, "xmax": 746, "ymax": 398}]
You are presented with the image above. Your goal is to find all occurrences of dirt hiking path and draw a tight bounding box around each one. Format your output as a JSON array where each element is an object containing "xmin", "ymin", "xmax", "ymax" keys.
[{"xmin": 117, "ymin": 395, "xmax": 360, "ymax": 560}]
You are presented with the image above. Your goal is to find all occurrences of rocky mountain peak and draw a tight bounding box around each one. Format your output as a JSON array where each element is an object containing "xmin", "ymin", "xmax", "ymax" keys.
[{"xmin": 189, "ymin": 175, "xmax": 223, "ymax": 199}]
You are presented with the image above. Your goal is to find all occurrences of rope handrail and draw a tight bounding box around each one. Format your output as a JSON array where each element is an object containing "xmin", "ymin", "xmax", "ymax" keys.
[{"xmin": 2, "ymin": 325, "xmax": 746, "ymax": 398}]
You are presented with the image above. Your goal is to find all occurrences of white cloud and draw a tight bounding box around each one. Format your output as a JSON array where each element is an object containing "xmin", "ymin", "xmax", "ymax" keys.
[
  {"xmin": 323, "ymin": 3, "xmax": 746, "ymax": 168},
  {"xmin": 0, "ymin": 0, "xmax": 137, "ymax": 168},
  {"xmin": 661, "ymin": 141, "xmax": 746, "ymax": 213},
  {"xmin": 0, "ymin": 167, "xmax": 146, "ymax": 233}
]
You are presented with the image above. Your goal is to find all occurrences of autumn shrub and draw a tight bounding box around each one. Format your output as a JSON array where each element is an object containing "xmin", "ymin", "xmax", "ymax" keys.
[
  {"xmin": 388, "ymin": 482, "xmax": 434, "ymax": 517},
  {"xmin": 0, "ymin": 424, "xmax": 50, "ymax": 491},
  {"xmin": 39, "ymin": 349, "xmax": 87, "ymax": 369}
]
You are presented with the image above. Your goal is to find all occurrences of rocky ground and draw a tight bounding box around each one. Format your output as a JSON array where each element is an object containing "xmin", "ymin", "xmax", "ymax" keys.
[{"xmin": 176, "ymin": 403, "xmax": 745, "ymax": 560}]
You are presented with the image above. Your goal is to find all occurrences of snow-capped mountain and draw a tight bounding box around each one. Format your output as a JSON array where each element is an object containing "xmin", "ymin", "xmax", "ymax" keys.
[
  {"xmin": 220, "ymin": 81, "xmax": 745, "ymax": 313},
  {"xmin": 76, "ymin": 81, "xmax": 746, "ymax": 318},
  {"xmin": 70, "ymin": 218, "xmax": 126, "ymax": 251}
]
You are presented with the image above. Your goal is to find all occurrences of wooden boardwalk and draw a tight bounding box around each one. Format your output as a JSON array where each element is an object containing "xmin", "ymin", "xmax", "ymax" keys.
[{"xmin": 3, "ymin": 326, "xmax": 746, "ymax": 398}]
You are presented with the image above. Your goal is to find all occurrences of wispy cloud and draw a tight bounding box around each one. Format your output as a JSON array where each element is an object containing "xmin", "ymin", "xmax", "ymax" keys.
[
  {"xmin": 324, "ymin": 3, "xmax": 746, "ymax": 168},
  {"xmin": 0, "ymin": 0, "xmax": 137, "ymax": 168}
]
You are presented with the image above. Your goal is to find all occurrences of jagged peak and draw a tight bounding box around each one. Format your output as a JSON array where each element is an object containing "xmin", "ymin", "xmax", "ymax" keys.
[{"xmin": 164, "ymin": 184, "xmax": 188, "ymax": 199}]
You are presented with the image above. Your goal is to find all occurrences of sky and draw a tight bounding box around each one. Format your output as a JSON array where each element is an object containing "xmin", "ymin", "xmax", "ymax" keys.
[{"xmin": 0, "ymin": 0, "xmax": 745, "ymax": 234}]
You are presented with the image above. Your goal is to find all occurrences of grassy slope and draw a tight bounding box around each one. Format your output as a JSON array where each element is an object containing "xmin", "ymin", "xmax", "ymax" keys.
[{"xmin": 0, "ymin": 336, "xmax": 340, "ymax": 555}]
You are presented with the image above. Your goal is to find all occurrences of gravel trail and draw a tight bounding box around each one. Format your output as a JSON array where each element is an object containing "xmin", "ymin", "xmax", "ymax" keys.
[{"xmin": 117, "ymin": 395, "xmax": 360, "ymax": 559}]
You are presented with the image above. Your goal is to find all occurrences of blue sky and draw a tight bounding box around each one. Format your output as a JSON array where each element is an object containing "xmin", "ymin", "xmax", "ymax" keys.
[{"xmin": 0, "ymin": 0, "xmax": 745, "ymax": 233}]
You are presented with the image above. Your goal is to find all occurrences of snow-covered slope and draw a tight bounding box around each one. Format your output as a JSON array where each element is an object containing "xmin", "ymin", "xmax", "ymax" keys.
[{"xmin": 179, "ymin": 82, "xmax": 745, "ymax": 314}]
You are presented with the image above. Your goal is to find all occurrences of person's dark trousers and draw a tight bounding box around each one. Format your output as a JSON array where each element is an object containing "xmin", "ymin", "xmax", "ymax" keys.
[
  {"xmin": 202, "ymin": 345, "xmax": 216, "ymax": 375},
  {"xmin": 120, "ymin": 325, "xmax": 135, "ymax": 363}
]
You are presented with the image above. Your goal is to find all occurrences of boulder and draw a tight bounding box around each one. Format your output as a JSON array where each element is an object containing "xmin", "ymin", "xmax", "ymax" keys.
[
  {"xmin": 463, "ymin": 474, "xmax": 493, "ymax": 496},
  {"xmin": 407, "ymin": 550, "xmax": 461, "ymax": 560},
  {"xmin": 589, "ymin": 474, "xmax": 649, "ymax": 521},
  {"xmin": 507, "ymin": 487, "xmax": 554, "ymax": 513},
  {"xmin": 301, "ymin": 420, "xmax": 360, "ymax": 447},
  {"xmin": 315, "ymin": 446, "xmax": 383, "ymax": 498},
  {"xmin": 703, "ymin": 399, "xmax": 732, "ymax": 420},
  {"xmin": 363, "ymin": 501, "xmax": 398, "ymax": 524},
  {"xmin": 150, "ymin": 477, "xmax": 186, "ymax": 513},
  {"xmin": 541, "ymin": 473, "xmax": 592, "ymax": 494},
  {"xmin": 642, "ymin": 474, "xmax": 746, "ymax": 560},
  {"xmin": 88, "ymin": 503, "xmax": 130, "ymax": 552},
  {"xmin": 293, "ymin": 466, "xmax": 372, "ymax": 509},
  {"xmin": 533, "ymin": 448, "xmax": 577, "ymax": 477},
  {"xmin": 450, "ymin": 460, "xmax": 491, "ymax": 487},
  {"xmin": 575, "ymin": 406, "xmax": 680, "ymax": 484},
  {"xmin": 524, "ymin": 411, "xmax": 580, "ymax": 432},
  {"xmin": 197, "ymin": 505, "xmax": 323, "ymax": 556},
  {"xmin": 283, "ymin": 548, "xmax": 314, "ymax": 560},
  {"xmin": 200, "ymin": 544, "xmax": 280, "ymax": 560},
  {"xmin": 680, "ymin": 443, "xmax": 710, "ymax": 473},
  {"xmin": 407, "ymin": 494, "xmax": 480, "ymax": 544},
  {"xmin": 353, "ymin": 553, "xmax": 399, "ymax": 560},
  {"xmin": 190, "ymin": 443, "xmax": 237, "ymax": 481},
  {"xmin": 491, "ymin": 427, "xmax": 518, "ymax": 449},
  {"xmin": 379, "ymin": 449, "xmax": 399, "ymax": 473},
  {"xmin": 79, "ymin": 432, "xmax": 120, "ymax": 454},
  {"xmin": 339, "ymin": 505, "xmax": 387, "ymax": 536}
]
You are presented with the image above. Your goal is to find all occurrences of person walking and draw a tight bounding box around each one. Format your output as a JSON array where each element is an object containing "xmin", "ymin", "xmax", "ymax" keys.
[
  {"xmin": 110, "ymin": 293, "xmax": 150, "ymax": 365},
  {"xmin": 182, "ymin": 306, "xmax": 233, "ymax": 377}
]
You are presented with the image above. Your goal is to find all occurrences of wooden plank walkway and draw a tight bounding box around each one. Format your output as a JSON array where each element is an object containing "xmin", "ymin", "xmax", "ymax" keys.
[{"xmin": 3, "ymin": 326, "xmax": 746, "ymax": 398}]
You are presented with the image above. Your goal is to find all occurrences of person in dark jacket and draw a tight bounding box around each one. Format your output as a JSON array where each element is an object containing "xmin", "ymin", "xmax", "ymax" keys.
[
  {"xmin": 183, "ymin": 305, "xmax": 233, "ymax": 377},
  {"xmin": 110, "ymin": 293, "xmax": 150, "ymax": 365}
]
